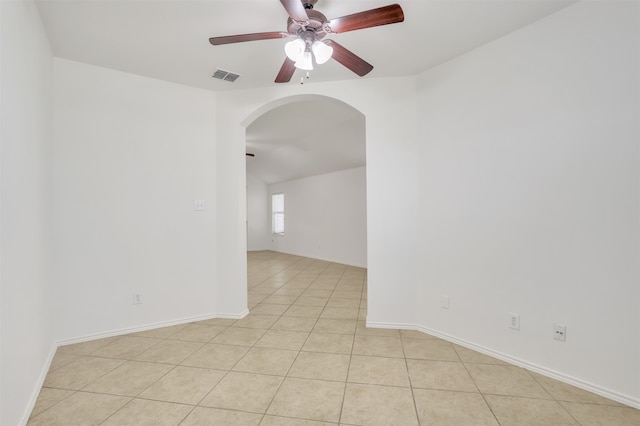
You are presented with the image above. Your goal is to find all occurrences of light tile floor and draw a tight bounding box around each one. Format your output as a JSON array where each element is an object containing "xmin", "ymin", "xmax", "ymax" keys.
[{"xmin": 29, "ymin": 251, "xmax": 639, "ymax": 425}]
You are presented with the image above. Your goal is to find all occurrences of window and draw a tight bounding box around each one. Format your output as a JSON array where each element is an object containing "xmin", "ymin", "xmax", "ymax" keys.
[{"xmin": 272, "ymin": 193, "xmax": 284, "ymax": 234}]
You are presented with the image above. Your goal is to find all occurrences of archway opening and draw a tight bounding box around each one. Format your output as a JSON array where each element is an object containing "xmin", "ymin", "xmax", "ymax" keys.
[{"xmin": 242, "ymin": 95, "xmax": 367, "ymax": 308}]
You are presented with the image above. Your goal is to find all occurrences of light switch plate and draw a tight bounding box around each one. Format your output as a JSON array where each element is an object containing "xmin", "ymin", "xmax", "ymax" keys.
[{"xmin": 509, "ymin": 312, "xmax": 520, "ymax": 330}]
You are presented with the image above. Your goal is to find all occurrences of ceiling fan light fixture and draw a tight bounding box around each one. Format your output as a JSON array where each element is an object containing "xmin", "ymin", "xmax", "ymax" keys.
[
  {"xmin": 284, "ymin": 38, "xmax": 305, "ymax": 62},
  {"xmin": 209, "ymin": 2, "xmax": 405, "ymax": 83},
  {"xmin": 295, "ymin": 50, "xmax": 314, "ymax": 70},
  {"xmin": 311, "ymin": 41, "xmax": 333, "ymax": 64}
]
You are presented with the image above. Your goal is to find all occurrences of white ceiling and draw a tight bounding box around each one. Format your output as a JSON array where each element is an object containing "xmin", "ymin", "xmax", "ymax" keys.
[
  {"xmin": 36, "ymin": 0, "xmax": 576, "ymax": 184},
  {"xmin": 246, "ymin": 99, "xmax": 365, "ymax": 184}
]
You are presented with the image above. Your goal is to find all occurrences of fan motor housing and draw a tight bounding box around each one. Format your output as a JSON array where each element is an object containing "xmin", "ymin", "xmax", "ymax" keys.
[
  {"xmin": 287, "ymin": 9, "xmax": 328, "ymax": 39},
  {"xmin": 302, "ymin": 0, "xmax": 318, "ymax": 9}
]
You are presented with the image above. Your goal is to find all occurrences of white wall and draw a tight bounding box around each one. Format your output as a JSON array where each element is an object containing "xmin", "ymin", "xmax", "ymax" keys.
[
  {"xmin": 0, "ymin": 1, "xmax": 54, "ymax": 424},
  {"xmin": 52, "ymin": 59, "xmax": 223, "ymax": 341},
  {"xmin": 415, "ymin": 0, "xmax": 639, "ymax": 406},
  {"xmin": 269, "ymin": 167, "xmax": 367, "ymax": 267},
  {"xmin": 246, "ymin": 172, "xmax": 270, "ymax": 251}
]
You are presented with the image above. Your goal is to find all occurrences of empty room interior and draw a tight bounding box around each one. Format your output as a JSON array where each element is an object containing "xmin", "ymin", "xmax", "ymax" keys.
[{"xmin": 1, "ymin": 0, "xmax": 639, "ymax": 424}]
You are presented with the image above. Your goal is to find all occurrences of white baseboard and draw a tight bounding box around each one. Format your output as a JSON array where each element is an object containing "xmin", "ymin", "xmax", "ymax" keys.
[
  {"xmin": 366, "ymin": 320, "xmax": 640, "ymax": 410},
  {"xmin": 214, "ymin": 309, "xmax": 249, "ymax": 320},
  {"xmin": 56, "ymin": 310, "xmax": 248, "ymax": 347},
  {"xmin": 19, "ymin": 344, "xmax": 58, "ymax": 426}
]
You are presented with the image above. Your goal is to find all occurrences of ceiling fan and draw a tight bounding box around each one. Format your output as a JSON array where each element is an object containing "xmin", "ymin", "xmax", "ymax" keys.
[{"xmin": 209, "ymin": 0, "xmax": 404, "ymax": 83}]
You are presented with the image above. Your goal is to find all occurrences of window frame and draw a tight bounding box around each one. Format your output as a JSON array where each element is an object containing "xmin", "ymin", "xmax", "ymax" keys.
[{"xmin": 272, "ymin": 193, "xmax": 285, "ymax": 235}]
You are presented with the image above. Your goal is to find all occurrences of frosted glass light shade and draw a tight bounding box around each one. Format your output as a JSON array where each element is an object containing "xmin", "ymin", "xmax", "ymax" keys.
[
  {"xmin": 295, "ymin": 51, "xmax": 314, "ymax": 70},
  {"xmin": 312, "ymin": 41, "xmax": 333, "ymax": 64},
  {"xmin": 284, "ymin": 39, "xmax": 305, "ymax": 62}
]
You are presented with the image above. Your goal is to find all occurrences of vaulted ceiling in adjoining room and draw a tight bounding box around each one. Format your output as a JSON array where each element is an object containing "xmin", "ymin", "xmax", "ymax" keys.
[
  {"xmin": 36, "ymin": 0, "xmax": 577, "ymax": 92},
  {"xmin": 246, "ymin": 99, "xmax": 365, "ymax": 185}
]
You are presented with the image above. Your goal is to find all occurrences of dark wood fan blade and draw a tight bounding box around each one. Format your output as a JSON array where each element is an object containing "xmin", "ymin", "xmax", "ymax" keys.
[
  {"xmin": 323, "ymin": 40, "xmax": 373, "ymax": 76},
  {"xmin": 279, "ymin": 0, "xmax": 309, "ymax": 23},
  {"xmin": 327, "ymin": 4, "xmax": 404, "ymax": 34},
  {"xmin": 275, "ymin": 57, "xmax": 296, "ymax": 83},
  {"xmin": 209, "ymin": 32, "xmax": 290, "ymax": 45}
]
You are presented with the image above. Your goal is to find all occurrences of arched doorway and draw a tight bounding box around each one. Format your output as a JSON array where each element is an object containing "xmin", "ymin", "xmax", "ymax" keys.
[{"xmin": 242, "ymin": 95, "xmax": 367, "ymax": 307}]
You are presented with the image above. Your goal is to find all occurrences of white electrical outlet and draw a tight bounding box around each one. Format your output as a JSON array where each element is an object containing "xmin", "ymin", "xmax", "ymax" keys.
[
  {"xmin": 194, "ymin": 200, "xmax": 206, "ymax": 211},
  {"xmin": 440, "ymin": 295, "xmax": 450, "ymax": 309},
  {"xmin": 509, "ymin": 312, "xmax": 520, "ymax": 330},
  {"xmin": 553, "ymin": 323, "xmax": 567, "ymax": 342},
  {"xmin": 133, "ymin": 293, "xmax": 142, "ymax": 305}
]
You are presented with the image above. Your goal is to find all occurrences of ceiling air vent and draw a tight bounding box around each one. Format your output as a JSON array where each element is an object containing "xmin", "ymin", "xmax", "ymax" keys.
[{"xmin": 212, "ymin": 69, "xmax": 240, "ymax": 82}]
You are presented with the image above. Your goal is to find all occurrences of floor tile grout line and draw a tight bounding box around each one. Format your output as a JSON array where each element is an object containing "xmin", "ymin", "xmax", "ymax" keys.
[
  {"xmin": 27, "ymin": 389, "xmax": 80, "ymax": 422},
  {"xmin": 90, "ymin": 394, "xmax": 132, "ymax": 426},
  {"xmin": 102, "ymin": 319, "xmax": 238, "ymax": 418},
  {"xmin": 399, "ymin": 326, "xmax": 424, "ymax": 425},
  {"xmin": 523, "ymin": 369, "xmax": 584, "ymax": 425},
  {"xmin": 336, "ymin": 264, "xmax": 358, "ymax": 425},
  {"xmin": 455, "ymin": 344, "xmax": 503, "ymax": 425},
  {"xmin": 55, "ymin": 355, "xmax": 129, "ymax": 394},
  {"xmin": 195, "ymin": 317, "xmax": 277, "ymax": 409},
  {"xmin": 256, "ymin": 256, "xmax": 350, "ymax": 424},
  {"xmin": 215, "ymin": 257, "xmax": 327, "ymax": 422}
]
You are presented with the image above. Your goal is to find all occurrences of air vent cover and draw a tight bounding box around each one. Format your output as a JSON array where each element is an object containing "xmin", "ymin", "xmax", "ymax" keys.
[{"xmin": 212, "ymin": 69, "xmax": 240, "ymax": 82}]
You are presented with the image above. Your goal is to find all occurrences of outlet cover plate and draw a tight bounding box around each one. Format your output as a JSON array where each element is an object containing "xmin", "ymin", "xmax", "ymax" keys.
[
  {"xmin": 553, "ymin": 323, "xmax": 567, "ymax": 342},
  {"xmin": 440, "ymin": 295, "xmax": 450, "ymax": 309}
]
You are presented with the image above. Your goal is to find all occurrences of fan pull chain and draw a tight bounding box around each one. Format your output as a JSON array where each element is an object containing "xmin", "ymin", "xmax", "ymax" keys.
[{"xmin": 300, "ymin": 71, "xmax": 311, "ymax": 85}]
